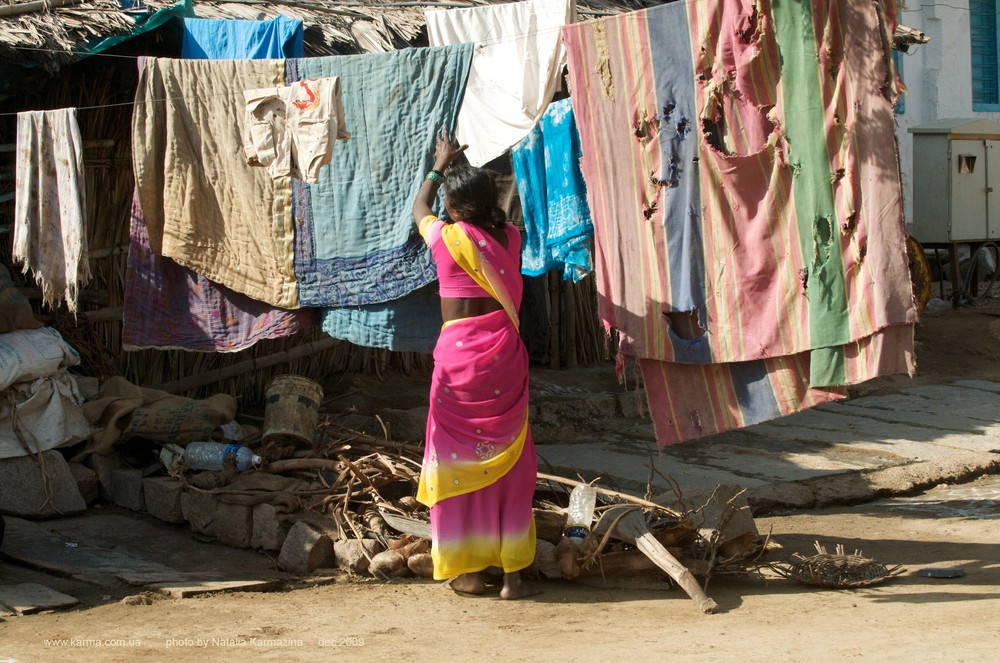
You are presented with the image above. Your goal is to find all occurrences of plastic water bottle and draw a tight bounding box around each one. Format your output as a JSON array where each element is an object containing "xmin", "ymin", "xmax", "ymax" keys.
[
  {"xmin": 183, "ymin": 442, "xmax": 261, "ymax": 472},
  {"xmin": 564, "ymin": 484, "xmax": 597, "ymax": 545}
]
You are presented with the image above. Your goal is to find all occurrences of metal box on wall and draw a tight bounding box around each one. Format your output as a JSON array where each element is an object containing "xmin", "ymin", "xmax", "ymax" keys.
[{"xmin": 909, "ymin": 118, "xmax": 1000, "ymax": 243}]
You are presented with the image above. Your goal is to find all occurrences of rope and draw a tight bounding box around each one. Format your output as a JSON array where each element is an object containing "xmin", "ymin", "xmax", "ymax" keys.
[{"xmin": 5, "ymin": 390, "xmax": 62, "ymax": 515}]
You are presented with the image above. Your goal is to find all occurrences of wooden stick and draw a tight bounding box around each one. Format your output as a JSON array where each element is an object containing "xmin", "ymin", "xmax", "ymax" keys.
[
  {"xmin": 564, "ymin": 278, "xmax": 577, "ymax": 369},
  {"xmin": 549, "ymin": 270, "xmax": 561, "ymax": 369},
  {"xmin": 263, "ymin": 458, "xmax": 345, "ymax": 474},
  {"xmin": 595, "ymin": 506, "xmax": 718, "ymax": 614},
  {"xmin": 150, "ymin": 336, "xmax": 342, "ymax": 393}
]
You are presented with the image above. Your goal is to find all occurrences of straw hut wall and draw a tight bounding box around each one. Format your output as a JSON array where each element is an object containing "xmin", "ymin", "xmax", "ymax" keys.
[{"xmin": 0, "ymin": 0, "xmax": 645, "ymax": 404}]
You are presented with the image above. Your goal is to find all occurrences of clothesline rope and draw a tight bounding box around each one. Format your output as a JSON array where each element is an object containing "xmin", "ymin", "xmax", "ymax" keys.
[{"xmin": 0, "ymin": 15, "xmax": 565, "ymax": 115}]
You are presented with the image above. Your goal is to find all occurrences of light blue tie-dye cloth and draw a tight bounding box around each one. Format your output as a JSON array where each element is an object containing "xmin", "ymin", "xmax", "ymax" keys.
[
  {"xmin": 287, "ymin": 45, "xmax": 473, "ymax": 308},
  {"xmin": 511, "ymin": 98, "xmax": 593, "ymax": 282}
]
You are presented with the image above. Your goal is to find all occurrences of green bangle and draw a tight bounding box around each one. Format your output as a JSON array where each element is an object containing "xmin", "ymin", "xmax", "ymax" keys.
[{"xmin": 426, "ymin": 169, "xmax": 446, "ymax": 184}]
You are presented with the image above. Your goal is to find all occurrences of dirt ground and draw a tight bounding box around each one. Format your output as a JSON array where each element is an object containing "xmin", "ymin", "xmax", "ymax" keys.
[{"xmin": 1, "ymin": 296, "xmax": 999, "ymax": 662}]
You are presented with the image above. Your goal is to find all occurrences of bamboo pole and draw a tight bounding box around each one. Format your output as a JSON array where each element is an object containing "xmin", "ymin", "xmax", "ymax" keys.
[
  {"xmin": 150, "ymin": 336, "xmax": 342, "ymax": 394},
  {"xmin": 564, "ymin": 277, "xmax": 577, "ymax": 369},
  {"xmin": 548, "ymin": 270, "xmax": 561, "ymax": 369}
]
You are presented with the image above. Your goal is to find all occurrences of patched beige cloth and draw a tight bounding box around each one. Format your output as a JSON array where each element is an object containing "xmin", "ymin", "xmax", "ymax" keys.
[
  {"xmin": 13, "ymin": 108, "xmax": 91, "ymax": 315},
  {"xmin": 132, "ymin": 57, "xmax": 298, "ymax": 309}
]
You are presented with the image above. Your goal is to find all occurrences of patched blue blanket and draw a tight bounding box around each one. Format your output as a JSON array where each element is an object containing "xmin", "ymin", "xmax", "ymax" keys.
[{"xmin": 287, "ymin": 45, "xmax": 473, "ymax": 308}]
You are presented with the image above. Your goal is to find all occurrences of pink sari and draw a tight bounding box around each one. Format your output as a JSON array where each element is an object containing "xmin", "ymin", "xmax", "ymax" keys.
[{"xmin": 416, "ymin": 216, "xmax": 537, "ymax": 580}]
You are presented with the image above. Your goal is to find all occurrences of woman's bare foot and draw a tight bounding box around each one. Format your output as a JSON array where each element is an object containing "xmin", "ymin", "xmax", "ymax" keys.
[
  {"xmin": 499, "ymin": 572, "xmax": 541, "ymax": 600},
  {"xmin": 444, "ymin": 572, "xmax": 486, "ymax": 595}
]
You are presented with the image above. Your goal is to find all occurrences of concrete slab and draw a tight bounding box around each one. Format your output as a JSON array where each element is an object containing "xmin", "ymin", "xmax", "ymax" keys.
[
  {"xmin": 536, "ymin": 443, "xmax": 757, "ymax": 493},
  {"xmin": 815, "ymin": 401, "xmax": 994, "ymax": 433},
  {"xmin": 839, "ymin": 393, "xmax": 1000, "ymax": 424},
  {"xmin": 901, "ymin": 384, "xmax": 1000, "ymax": 408},
  {"xmin": 0, "ymin": 583, "xmax": 79, "ymax": 615},
  {"xmin": 149, "ymin": 578, "xmax": 284, "ymax": 599},
  {"xmin": 0, "ymin": 517, "xmax": 177, "ymax": 587},
  {"xmin": 116, "ymin": 571, "xmax": 223, "ymax": 587},
  {"xmin": 760, "ymin": 407, "xmax": 951, "ymax": 443},
  {"xmin": 954, "ymin": 379, "xmax": 1000, "ymax": 393}
]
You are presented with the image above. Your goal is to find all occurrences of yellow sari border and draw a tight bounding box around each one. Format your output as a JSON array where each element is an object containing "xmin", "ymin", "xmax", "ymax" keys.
[{"xmin": 416, "ymin": 409, "xmax": 529, "ymax": 508}]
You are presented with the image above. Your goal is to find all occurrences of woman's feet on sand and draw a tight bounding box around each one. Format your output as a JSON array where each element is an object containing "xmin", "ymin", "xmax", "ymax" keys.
[
  {"xmin": 500, "ymin": 572, "xmax": 541, "ymax": 600},
  {"xmin": 444, "ymin": 572, "xmax": 486, "ymax": 595}
]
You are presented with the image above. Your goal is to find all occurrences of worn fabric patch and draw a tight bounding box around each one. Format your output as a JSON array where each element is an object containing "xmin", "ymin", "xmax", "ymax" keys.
[
  {"xmin": 133, "ymin": 57, "xmax": 296, "ymax": 309},
  {"xmin": 124, "ymin": 24, "xmax": 312, "ymax": 353},
  {"xmin": 13, "ymin": 108, "xmax": 90, "ymax": 315}
]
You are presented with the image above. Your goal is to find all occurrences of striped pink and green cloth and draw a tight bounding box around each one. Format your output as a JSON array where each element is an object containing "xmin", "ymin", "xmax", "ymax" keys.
[{"xmin": 563, "ymin": 0, "xmax": 917, "ymax": 444}]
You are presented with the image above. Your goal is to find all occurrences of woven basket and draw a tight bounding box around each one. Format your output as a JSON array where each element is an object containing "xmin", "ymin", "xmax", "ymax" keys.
[{"xmin": 770, "ymin": 541, "xmax": 905, "ymax": 588}]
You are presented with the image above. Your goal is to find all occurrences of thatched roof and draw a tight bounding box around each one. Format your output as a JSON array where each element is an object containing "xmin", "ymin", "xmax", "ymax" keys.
[{"xmin": 0, "ymin": 0, "xmax": 666, "ymax": 70}]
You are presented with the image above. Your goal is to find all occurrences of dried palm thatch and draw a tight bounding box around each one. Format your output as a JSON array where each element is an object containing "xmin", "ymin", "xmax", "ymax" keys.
[
  {"xmin": 769, "ymin": 541, "xmax": 905, "ymax": 588},
  {"xmin": 0, "ymin": 0, "xmax": 670, "ymax": 70}
]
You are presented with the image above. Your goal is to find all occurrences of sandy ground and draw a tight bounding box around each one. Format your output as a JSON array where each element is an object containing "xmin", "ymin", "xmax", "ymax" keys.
[
  {"xmin": 1, "ymin": 298, "xmax": 998, "ymax": 662},
  {"xmin": 1, "ymin": 476, "xmax": 998, "ymax": 662}
]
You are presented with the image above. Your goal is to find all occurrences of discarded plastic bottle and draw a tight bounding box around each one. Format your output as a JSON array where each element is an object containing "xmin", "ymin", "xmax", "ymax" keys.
[
  {"xmin": 183, "ymin": 442, "xmax": 262, "ymax": 472},
  {"xmin": 563, "ymin": 484, "xmax": 597, "ymax": 545}
]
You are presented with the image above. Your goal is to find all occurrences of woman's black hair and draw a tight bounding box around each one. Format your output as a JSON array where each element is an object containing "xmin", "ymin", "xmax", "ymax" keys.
[{"xmin": 443, "ymin": 164, "xmax": 507, "ymax": 228}]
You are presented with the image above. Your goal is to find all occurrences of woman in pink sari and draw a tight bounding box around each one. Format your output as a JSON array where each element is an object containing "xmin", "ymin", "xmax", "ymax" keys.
[{"xmin": 412, "ymin": 131, "xmax": 538, "ymax": 599}]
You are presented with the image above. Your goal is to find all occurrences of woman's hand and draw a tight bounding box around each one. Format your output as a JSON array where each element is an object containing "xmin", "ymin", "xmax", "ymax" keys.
[{"xmin": 433, "ymin": 126, "xmax": 468, "ymax": 172}]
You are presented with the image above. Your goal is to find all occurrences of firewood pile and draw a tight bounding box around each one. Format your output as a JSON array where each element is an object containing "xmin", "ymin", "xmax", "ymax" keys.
[{"xmin": 172, "ymin": 415, "xmax": 766, "ymax": 612}]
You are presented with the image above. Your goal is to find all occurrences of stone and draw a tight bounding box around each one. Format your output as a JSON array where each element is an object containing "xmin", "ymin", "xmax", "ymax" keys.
[
  {"xmin": 333, "ymin": 538, "xmax": 383, "ymax": 575},
  {"xmin": 532, "ymin": 540, "xmax": 560, "ymax": 579},
  {"xmin": 407, "ymin": 552, "xmax": 435, "ymax": 578},
  {"xmin": 251, "ymin": 503, "xmax": 290, "ymax": 551},
  {"xmin": 0, "ymin": 583, "xmax": 79, "ymax": 615},
  {"xmin": 0, "ymin": 452, "xmax": 86, "ymax": 518},
  {"xmin": 110, "ymin": 468, "xmax": 145, "ymax": 511},
  {"xmin": 180, "ymin": 489, "xmax": 218, "ymax": 537},
  {"xmin": 67, "ymin": 462, "xmax": 99, "ymax": 505},
  {"xmin": 142, "ymin": 477, "xmax": 185, "ymax": 524},
  {"xmin": 368, "ymin": 550, "xmax": 408, "ymax": 578},
  {"xmin": 87, "ymin": 452, "xmax": 120, "ymax": 502},
  {"xmin": 213, "ymin": 502, "xmax": 252, "ymax": 548},
  {"xmin": 617, "ymin": 391, "xmax": 641, "ymax": 419},
  {"xmin": 277, "ymin": 521, "xmax": 334, "ymax": 574}
]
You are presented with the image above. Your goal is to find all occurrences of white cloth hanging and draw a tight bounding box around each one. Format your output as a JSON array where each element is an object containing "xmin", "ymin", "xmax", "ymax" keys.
[
  {"xmin": 13, "ymin": 108, "xmax": 90, "ymax": 315},
  {"xmin": 425, "ymin": 0, "xmax": 575, "ymax": 167}
]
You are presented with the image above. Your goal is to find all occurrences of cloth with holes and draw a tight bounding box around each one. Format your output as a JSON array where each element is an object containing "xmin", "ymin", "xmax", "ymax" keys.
[{"xmin": 562, "ymin": 0, "xmax": 917, "ymax": 444}]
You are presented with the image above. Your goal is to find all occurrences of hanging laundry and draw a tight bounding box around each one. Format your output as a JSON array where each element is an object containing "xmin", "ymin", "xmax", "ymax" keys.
[
  {"xmin": 287, "ymin": 44, "xmax": 474, "ymax": 308},
  {"xmin": 243, "ymin": 77, "xmax": 350, "ymax": 185},
  {"xmin": 133, "ymin": 57, "xmax": 297, "ymax": 309},
  {"xmin": 123, "ymin": 192, "xmax": 315, "ymax": 353},
  {"xmin": 562, "ymin": 0, "xmax": 917, "ymax": 445},
  {"xmin": 426, "ymin": 0, "xmax": 575, "ymax": 167},
  {"xmin": 125, "ymin": 21, "xmax": 313, "ymax": 353},
  {"xmin": 13, "ymin": 108, "xmax": 90, "ymax": 315},
  {"xmin": 182, "ymin": 15, "xmax": 304, "ymax": 59},
  {"xmin": 512, "ymin": 98, "xmax": 593, "ymax": 282}
]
